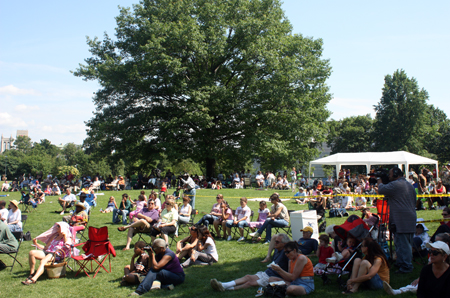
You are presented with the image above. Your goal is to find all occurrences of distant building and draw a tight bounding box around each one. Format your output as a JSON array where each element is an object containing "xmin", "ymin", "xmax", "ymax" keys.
[
  {"xmin": 1, "ymin": 135, "xmax": 14, "ymax": 153},
  {"xmin": 17, "ymin": 130, "xmax": 28, "ymax": 137}
]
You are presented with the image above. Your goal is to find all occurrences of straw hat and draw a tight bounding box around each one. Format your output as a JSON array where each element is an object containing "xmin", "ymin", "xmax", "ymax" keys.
[
  {"xmin": 10, "ymin": 200, "xmax": 19, "ymax": 208},
  {"xmin": 75, "ymin": 202, "xmax": 86, "ymax": 210}
]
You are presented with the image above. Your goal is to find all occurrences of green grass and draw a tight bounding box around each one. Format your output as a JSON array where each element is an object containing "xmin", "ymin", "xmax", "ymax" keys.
[{"xmin": 0, "ymin": 188, "xmax": 436, "ymax": 297}]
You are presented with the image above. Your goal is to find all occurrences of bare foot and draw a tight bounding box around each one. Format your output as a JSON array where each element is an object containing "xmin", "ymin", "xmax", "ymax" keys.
[
  {"xmin": 122, "ymin": 247, "xmax": 130, "ymax": 251},
  {"xmin": 190, "ymin": 250, "xmax": 196, "ymax": 262},
  {"xmin": 261, "ymin": 257, "xmax": 271, "ymax": 263}
]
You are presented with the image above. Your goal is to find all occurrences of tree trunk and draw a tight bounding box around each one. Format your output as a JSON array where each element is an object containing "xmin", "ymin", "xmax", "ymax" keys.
[{"xmin": 205, "ymin": 157, "xmax": 216, "ymax": 179}]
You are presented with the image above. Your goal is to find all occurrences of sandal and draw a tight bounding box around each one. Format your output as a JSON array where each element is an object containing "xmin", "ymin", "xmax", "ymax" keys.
[
  {"xmin": 118, "ymin": 227, "xmax": 126, "ymax": 232},
  {"xmin": 22, "ymin": 279, "xmax": 36, "ymax": 285}
]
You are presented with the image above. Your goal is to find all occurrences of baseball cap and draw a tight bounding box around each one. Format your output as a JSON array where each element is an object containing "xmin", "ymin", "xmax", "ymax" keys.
[
  {"xmin": 301, "ymin": 226, "xmax": 313, "ymax": 233},
  {"xmin": 426, "ymin": 241, "xmax": 450, "ymax": 255}
]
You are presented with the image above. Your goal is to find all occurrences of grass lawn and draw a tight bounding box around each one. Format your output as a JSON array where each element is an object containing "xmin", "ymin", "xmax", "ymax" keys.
[{"xmin": 0, "ymin": 187, "xmax": 437, "ymax": 297}]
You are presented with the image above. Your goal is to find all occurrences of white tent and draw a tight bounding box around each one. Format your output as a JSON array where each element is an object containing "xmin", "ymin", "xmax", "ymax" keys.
[{"xmin": 309, "ymin": 151, "xmax": 439, "ymax": 179}]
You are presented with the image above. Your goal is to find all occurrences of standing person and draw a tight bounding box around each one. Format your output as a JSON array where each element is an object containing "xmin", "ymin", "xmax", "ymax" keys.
[
  {"xmin": 180, "ymin": 173, "xmax": 196, "ymax": 209},
  {"xmin": 113, "ymin": 193, "xmax": 132, "ymax": 225},
  {"xmin": 249, "ymin": 193, "xmax": 290, "ymax": 244},
  {"xmin": 130, "ymin": 239, "xmax": 185, "ymax": 296},
  {"xmin": 377, "ymin": 167, "xmax": 416, "ymax": 274},
  {"xmin": 441, "ymin": 164, "xmax": 450, "ymax": 195},
  {"xmin": 290, "ymin": 167, "xmax": 297, "ymax": 192},
  {"xmin": 225, "ymin": 197, "xmax": 251, "ymax": 242},
  {"xmin": 416, "ymin": 241, "xmax": 450, "ymax": 298}
]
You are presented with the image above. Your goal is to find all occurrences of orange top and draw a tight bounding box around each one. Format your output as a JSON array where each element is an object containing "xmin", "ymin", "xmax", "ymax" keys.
[{"xmin": 289, "ymin": 254, "xmax": 314, "ymax": 277}]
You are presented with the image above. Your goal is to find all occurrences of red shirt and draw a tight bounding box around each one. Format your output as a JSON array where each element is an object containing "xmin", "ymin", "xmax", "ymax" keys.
[{"xmin": 318, "ymin": 246, "xmax": 334, "ymax": 264}]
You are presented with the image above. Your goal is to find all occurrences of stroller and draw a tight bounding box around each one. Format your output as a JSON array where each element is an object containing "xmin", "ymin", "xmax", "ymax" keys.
[{"xmin": 320, "ymin": 215, "xmax": 373, "ymax": 289}]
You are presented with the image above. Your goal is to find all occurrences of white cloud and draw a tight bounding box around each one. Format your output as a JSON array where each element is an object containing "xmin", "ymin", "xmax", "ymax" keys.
[
  {"xmin": 0, "ymin": 85, "xmax": 41, "ymax": 96},
  {"xmin": 0, "ymin": 112, "xmax": 27, "ymax": 127},
  {"xmin": 14, "ymin": 104, "xmax": 40, "ymax": 112}
]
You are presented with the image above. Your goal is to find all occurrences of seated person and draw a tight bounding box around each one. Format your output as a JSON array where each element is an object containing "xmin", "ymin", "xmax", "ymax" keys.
[
  {"xmin": 129, "ymin": 194, "xmax": 147, "ymax": 220},
  {"xmin": 324, "ymin": 224, "xmax": 341, "ymax": 253},
  {"xmin": 89, "ymin": 177, "xmax": 101, "ymax": 192},
  {"xmin": 314, "ymin": 234, "xmax": 334, "ymax": 272},
  {"xmin": 130, "ymin": 239, "xmax": 185, "ymax": 295},
  {"xmin": 294, "ymin": 187, "xmax": 308, "ymax": 204},
  {"xmin": 85, "ymin": 190, "xmax": 97, "ymax": 208},
  {"xmin": 216, "ymin": 200, "xmax": 233, "ymax": 239},
  {"xmin": 22, "ymin": 222, "xmax": 72, "ymax": 285},
  {"xmin": 118, "ymin": 199, "xmax": 159, "ymax": 251},
  {"xmin": 339, "ymin": 187, "xmax": 355, "ymax": 212},
  {"xmin": 176, "ymin": 196, "xmax": 192, "ymax": 236},
  {"xmin": 267, "ymin": 241, "xmax": 315, "ymax": 296},
  {"xmin": 249, "ymin": 201, "xmax": 270, "ymax": 232},
  {"xmin": 250, "ymin": 193, "xmax": 290, "ymax": 244},
  {"xmin": 225, "ymin": 197, "xmax": 251, "ymax": 242},
  {"xmin": 106, "ymin": 176, "xmax": 119, "ymax": 190},
  {"xmin": 430, "ymin": 207, "xmax": 450, "ymax": 242},
  {"xmin": 19, "ymin": 191, "xmax": 37, "ymax": 210},
  {"xmin": 118, "ymin": 175, "xmax": 126, "ymax": 190},
  {"xmin": 413, "ymin": 223, "xmax": 430, "ymax": 257},
  {"xmin": 57, "ymin": 188, "xmax": 77, "ymax": 215},
  {"xmin": 255, "ymin": 171, "xmax": 265, "ymax": 188},
  {"xmin": 176, "ymin": 225, "xmax": 199, "ymax": 260},
  {"xmin": 43, "ymin": 184, "xmax": 52, "ymax": 196},
  {"xmin": 1, "ymin": 181, "xmax": 10, "ymax": 192},
  {"xmin": 121, "ymin": 241, "xmax": 150, "ymax": 286},
  {"xmin": 51, "ymin": 183, "xmax": 61, "ymax": 196},
  {"xmin": 0, "ymin": 220, "xmax": 19, "ymax": 270},
  {"xmin": 150, "ymin": 197, "xmax": 178, "ymax": 244},
  {"xmin": 343, "ymin": 237, "xmax": 389, "ymax": 294},
  {"xmin": 63, "ymin": 202, "xmax": 88, "ymax": 240},
  {"xmin": 297, "ymin": 226, "xmax": 318, "ymax": 255},
  {"xmin": 210, "ymin": 234, "xmax": 290, "ymax": 291},
  {"xmin": 196, "ymin": 194, "xmax": 223, "ymax": 228},
  {"xmin": 7, "ymin": 200, "xmax": 22, "ymax": 232},
  {"xmin": 326, "ymin": 236, "xmax": 357, "ymax": 263},
  {"xmin": 34, "ymin": 189, "xmax": 45, "ymax": 204},
  {"xmin": 181, "ymin": 226, "xmax": 218, "ymax": 267},
  {"xmin": 101, "ymin": 196, "xmax": 118, "ymax": 213},
  {"xmin": 112, "ymin": 193, "xmax": 132, "ymax": 225},
  {"xmin": 0, "ymin": 200, "xmax": 8, "ymax": 222}
]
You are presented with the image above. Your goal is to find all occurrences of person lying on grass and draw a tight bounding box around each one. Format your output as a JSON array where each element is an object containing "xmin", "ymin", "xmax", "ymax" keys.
[{"xmin": 210, "ymin": 234, "xmax": 289, "ymax": 291}]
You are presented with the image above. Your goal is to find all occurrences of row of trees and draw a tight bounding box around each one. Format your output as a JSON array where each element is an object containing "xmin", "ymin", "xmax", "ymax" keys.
[{"xmin": 327, "ymin": 69, "xmax": 450, "ymax": 164}]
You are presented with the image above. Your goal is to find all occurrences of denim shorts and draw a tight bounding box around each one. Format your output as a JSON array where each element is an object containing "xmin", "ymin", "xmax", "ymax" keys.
[
  {"xmin": 363, "ymin": 273, "xmax": 383, "ymax": 290},
  {"xmin": 290, "ymin": 277, "xmax": 314, "ymax": 294}
]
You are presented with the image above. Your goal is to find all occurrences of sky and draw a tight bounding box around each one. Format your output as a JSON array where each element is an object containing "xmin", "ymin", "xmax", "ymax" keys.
[{"xmin": 1, "ymin": 0, "xmax": 449, "ymax": 146}]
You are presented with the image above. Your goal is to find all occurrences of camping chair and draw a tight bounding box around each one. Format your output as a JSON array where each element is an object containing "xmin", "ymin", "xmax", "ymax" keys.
[
  {"xmin": 72, "ymin": 226, "xmax": 116, "ymax": 278},
  {"xmin": 1, "ymin": 215, "xmax": 28, "ymax": 272},
  {"xmin": 231, "ymin": 210, "xmax": 254, "ymax": 239},
  {"xmin": 178, "ymin": 209, "xmax": 198, "ymax": 235},
  {"xmin": 273, "ymin": 210, "xmax": 294, "ymax": 238},
  {"xmin": 19, "ymin": 194, "xmax": 36, "ymax": 213},
  {"xmin": 243, "ymin": 178, "xmax": 252, "ymax": 189}
]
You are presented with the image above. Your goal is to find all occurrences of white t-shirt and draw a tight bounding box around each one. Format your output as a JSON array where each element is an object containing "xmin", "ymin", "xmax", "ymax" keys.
[
  {"xmin": 154, "ymin": 198, "xmax": 161, "ymax": 210},
  {"xmin": 8, "ymin": 209, "xmax": 22, "ymax": 228},
  {"xmin": 340, "ymin": 196, "xmax": 353, "ymax": 209},
  {"xmin": 255, "ymin": 174, "xmax": 264, "ymax": 182},
  {"xmin": 235, "ymin": 206, "xmax": 251, "ymax": 221},
  {"xmin": 0, "ymin": 208, "xmax": 8, "ymax": 222},
  {"xmin": 203, "ymin": 237, "xmax": 218, "ymax": 261},
  {"xmin": 63, "ymin": 193, "xmax": 77, "ymax": 202}
]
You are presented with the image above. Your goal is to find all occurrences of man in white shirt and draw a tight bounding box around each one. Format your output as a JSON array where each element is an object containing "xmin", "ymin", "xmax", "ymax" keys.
[
  {"xmin": 57, "ymin": 188, "xmax": 77, "ymax": 215},
  {"xmin": 180, "ymin": 173, "xmax": 196, "ymax": 209},
  {"xmin": 225, "ymin": 197, "xmax": 251, "ymax": 242},
  {"xmin": 255, "ymin": 171, "xmax": 265, "ymax": 188}
]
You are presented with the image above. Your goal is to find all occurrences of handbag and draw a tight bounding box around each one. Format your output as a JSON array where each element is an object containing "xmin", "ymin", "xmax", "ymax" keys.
[
  {"xmin": 264, "ymin": 283, "xmax": 287, "ymax": 298},
  {"xmin": 23, "ymin": 231, "xmax": 32, "ymax": 241},
  {"xmin": 44, "ymin": 249, "xmax": 67, "ymax": 279}
]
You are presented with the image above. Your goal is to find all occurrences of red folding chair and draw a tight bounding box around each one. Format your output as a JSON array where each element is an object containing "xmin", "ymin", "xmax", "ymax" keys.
[{"xmin": 72, "ymin": 226, "xmax": 116, "ymax": 278}]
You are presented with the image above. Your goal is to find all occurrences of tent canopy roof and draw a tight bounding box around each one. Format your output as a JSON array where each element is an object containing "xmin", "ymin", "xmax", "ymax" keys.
[{"xmin": 310, "ymin": 151, "xmax": 437, "ymax": 166}]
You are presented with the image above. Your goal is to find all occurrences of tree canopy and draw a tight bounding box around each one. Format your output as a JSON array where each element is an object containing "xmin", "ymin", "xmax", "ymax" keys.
[{"xmin": 75, "ymin": 0, "xmax": 332, "ymax": 177}]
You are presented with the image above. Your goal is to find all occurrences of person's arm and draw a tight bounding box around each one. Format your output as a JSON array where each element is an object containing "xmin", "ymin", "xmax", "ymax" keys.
[
  {"xmin": 182, "ymin": 238, "xmax": 198, "ymax": 251},
  {"xmin": 149, "ymin": 250, "xmax": 172, "ymax": 270},
  {"xmin": 129, "ymin": 252, "xmax": 140, "ymax": 272},
  {"xmin": 273, "ymin": 254, "xmax": 308, "ymax": 282},
  {"xmin": 316, "ymin": 245, "xmax": 321, "ymax": 258},
  {"xmin": 269, "ymin": 205, "xmax": 283, "ymax": 219},
  {"xmin": 347, "ymin": 258, "xmax": 382, "ymax": 284},
  {"xmin": 114, "ymin": 201, "xmax": 118, "ymax": 209},
  {"xmin": 176, "ymin": 236, "xmax": 189, "ymax": 253}
]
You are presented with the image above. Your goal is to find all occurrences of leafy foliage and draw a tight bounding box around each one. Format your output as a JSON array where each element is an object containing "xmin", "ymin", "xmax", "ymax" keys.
[
  {"xmin": 75, "ymin": 0, "xmax": 332, "ymax": 177},
  {"xmin": 327, "ymin": 115, "xmax": 374, "ymax": 154}
]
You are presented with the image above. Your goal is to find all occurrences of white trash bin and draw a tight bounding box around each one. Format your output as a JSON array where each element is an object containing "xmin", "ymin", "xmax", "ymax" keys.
[{"xmin": 290, "ymin": 210, "xmax": 319, "ymax": 241}]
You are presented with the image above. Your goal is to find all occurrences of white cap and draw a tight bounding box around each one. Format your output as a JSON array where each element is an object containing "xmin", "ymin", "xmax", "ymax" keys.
[{"xmin": 426, "ymin": 241, "xmax": 450, "ymax": 255}]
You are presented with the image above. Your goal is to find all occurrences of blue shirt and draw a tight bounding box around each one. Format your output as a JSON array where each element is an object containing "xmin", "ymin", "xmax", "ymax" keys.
[
  {"xmin": 297, "ymin": 238, "xmax": 318, "ymax": 255},
  {"xmin": 265, "ymin": 248, "xmax": 289, "ymax": 277}
]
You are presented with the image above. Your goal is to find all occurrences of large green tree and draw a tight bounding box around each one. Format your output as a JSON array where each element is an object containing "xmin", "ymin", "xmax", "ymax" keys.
[
  {"xmin": 75, "ymin": 0, "xmax": 332, "ymax": 177},
  {"xmin": 327, "ymin": 115, "xmax": 374, "ymax": 154},
  {"xmin": 373, "ymin": 69, "xmax": 429, "ymax": 154}
]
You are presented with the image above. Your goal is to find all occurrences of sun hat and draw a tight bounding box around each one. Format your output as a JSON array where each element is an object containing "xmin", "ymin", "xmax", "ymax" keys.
[
  {"xmin": 301, "ymin": 226, "xmax": 313, "ymax": 233},
  {"xmin": 75, "ymin": 202, "xmax": 86, "ymax": 210},
  {"xmin": 426, "ymin": 241, "xmax": 450, "ymax": 255},
  {"xmin": 325, "ymin": 224, "xmax": 336, "ymax": 236},
  {"xmin": 10, "ymin": 200, "xmax": 19, "ymax": 208}
]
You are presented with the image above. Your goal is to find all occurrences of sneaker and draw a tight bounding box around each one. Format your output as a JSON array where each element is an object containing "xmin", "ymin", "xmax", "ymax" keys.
[
  {"xmin": 383, "ymin": 281, "xmax": 395, "ymax": 295},
  {"xmin": 59, "ymin": 211, "xmax": 64, "ymax": 215},
  {"xmin": 326, "ymin": 256, "xmax": 337, "ymax": 263},
  {"xmin": 249, "ymin": 232, "xmax": 260, "ymax": 238},
  {"xmin": 129, "ymin": 292, "xmax": 141, "ymax": 296},
  {"xmin": 167, "ymin": 284, "xmax": 175, "ymax": 291},
  {"xmin": 151, "ymin": 280, "xmax": 161, "ymax": 290},
  {"xmin": 210, "ymin": 279, "xmax": 225, "ymax": 292},
  {"xmin": 227, "ymin": 235, "xmax": 232, "ymax": 241},
  {"xmin": 263, "ymin": 240, "xmax": 270, "ymax": 245},
  {"xmin": 335, "ymin": 252, "xmax": 343, "ymax": 262},
  {"xmin": 237, "ymin": 237, "xmax": 245, "ymax": 242}
]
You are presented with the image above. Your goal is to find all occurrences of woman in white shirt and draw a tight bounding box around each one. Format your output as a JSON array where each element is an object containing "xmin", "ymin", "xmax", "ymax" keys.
[
  {"xmin": 7, "ymin": 200, "xmax": 22, "ymax": 232},
  {"xmin": 176, "ymin": 195, "xmax": 192, "ymax": 236}
]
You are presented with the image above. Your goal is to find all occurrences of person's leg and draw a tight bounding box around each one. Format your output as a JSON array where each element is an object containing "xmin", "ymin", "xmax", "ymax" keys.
[
  {"xmin": 233, "ymin": 275, "xmax": 260, "ymax": 290},
  {"xmin": 214, "ymin": 220, "xmax": 222, "ymax": 238},
  {"xmin": 394, "ymin": 232, "xmax": 414, "ymax": 272},
  {"xmin": 222, "ymin": 220, "xmax": 228, "ymax": 238},
  {"xmin": 112, "ymin": 208, "xmax": 119, "ymax": 223},
  {"xmin": 350, "ymin": 259, "xmax": 372, "ymax": 292},
  {"xmin": 262, "ymin": 237, "xmax": 277, "ymax": 262},
  {"xmin": 264, "ymin": 219, "xmax": 288, "ymax": 242},
  {"xmin": 124, "ymin": 227, "xmax": 136, "ymax": 250},
  {"xmin": 28, "ymin": 250, "xmax": 46, "ymax": 275},
  {"xmin": 121, "ymin": 210, "xmax": 129, "ymax": 225},
  {"xmin": 225, "ymin": 220, "xmax": 233, "ymax": 240},
  {"xmin": 29, "ymin": 253, "xmax": 54, "ymax": 282},
  {"xmin": 286, "ymin": 285, "xmax": 307, "ymax": 296},
  {"xmin": 135, "ymin": 270, "xmax": 157, "ymax": 294}
]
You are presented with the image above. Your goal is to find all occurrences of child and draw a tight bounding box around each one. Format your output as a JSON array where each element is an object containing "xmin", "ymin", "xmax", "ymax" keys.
[
  {"xmin": 225, "ymin": 197, "xmax": 251, "ymax": 242},
  {"xmin": 249, "ymin": 201, "xmax": 270, "ymax": 231},
  {"xmin": 326, "ymin": 236, "xmax": 357, "ymax": 263},
  {"xmin": 160, "ymin": 181, "xmax": 167, "ymax": 197},
  {"xmin": 314, "ymin": 234, "xmax": 334, "ymax": 272},
  {"xmin": 294, "ymin": 187, "xmax": 308, "ymax": 204},
  {"xmin": 412, "ymin": 223, "xmax": 430, "ymax": 256},
  {"xmin": 121, "ymin": 241, "xmax": 149, "ymax": 285},
  {"xmin": 172, "ymin": 186, "xmax": 181, "ymax": 200},
  {"xmin": 101, "ymin": 196, "xmax": 118, "ymax": 213},
  {"xmin": 129, "ymin": 194, "xmax": 147, "ymax": 220}
]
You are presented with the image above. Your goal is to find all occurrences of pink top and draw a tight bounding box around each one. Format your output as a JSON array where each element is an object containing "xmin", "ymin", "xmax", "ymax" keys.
[
  {"xmin": 219, "ymin": 208, "xmax": 232, "ymax": 221},
  {"xmin": 249, "ymin": 208, "xmax": 269, "ymax": 228},
  {"xmin": 46, "ymin": 238, "xmax": 71, "ymax": 257},
  {"xmin": 135, "ymin": 200, "xmax": 146, "ymax": 211}
]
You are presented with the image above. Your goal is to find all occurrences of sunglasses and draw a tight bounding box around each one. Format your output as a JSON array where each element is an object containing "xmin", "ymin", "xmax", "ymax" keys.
[
  {"xmin": 274, "ymin": 240, "xmax": 280, "ymax": 244},
  {"xmin": 284, "ymin": 250, "xmax": 293, "ymax": 255},
  {"xmin": 430, "ymin": 250, "xmax": 443, "ymax": 256},
  {"xmin": 443, "ymin": 213, "xmax": 449, "ymax": 216}
]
